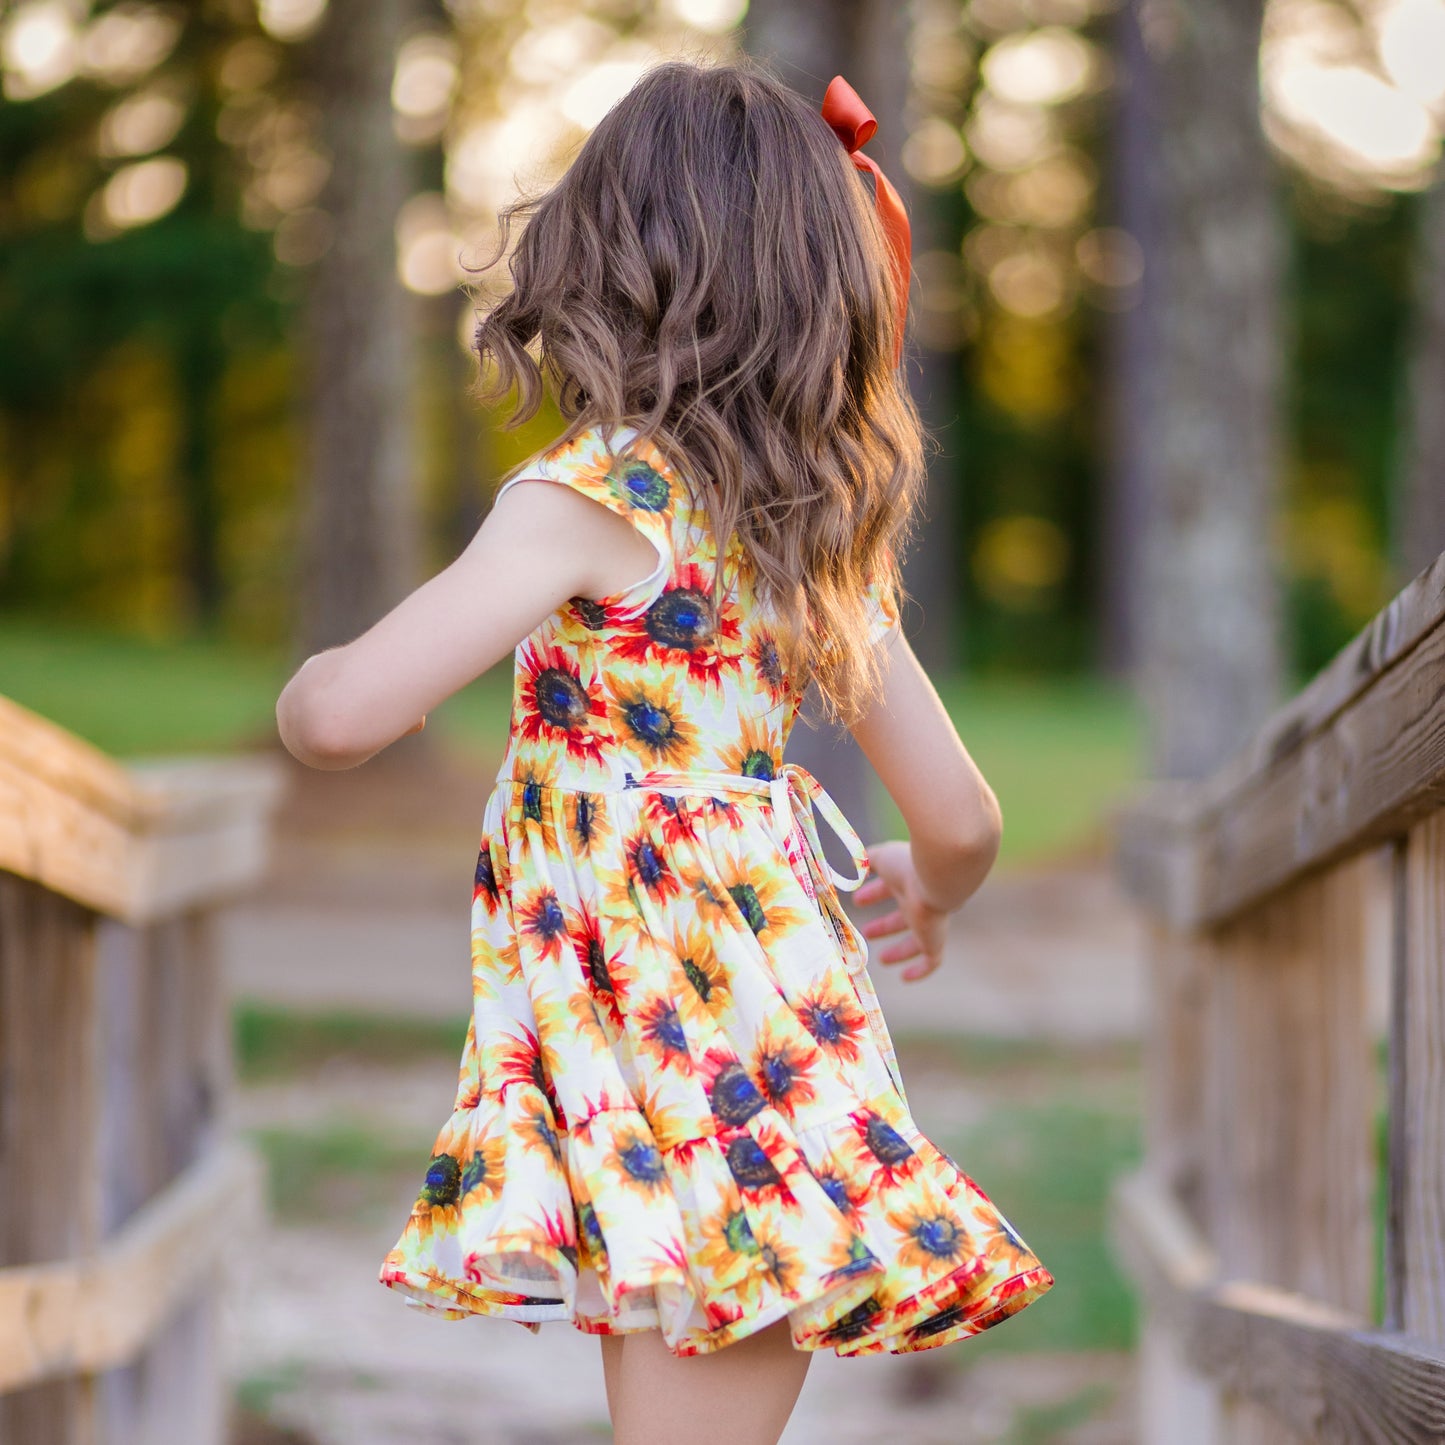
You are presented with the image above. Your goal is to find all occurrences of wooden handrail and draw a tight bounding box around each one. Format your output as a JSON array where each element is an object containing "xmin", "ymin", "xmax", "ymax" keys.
[
  {"xmin": 1110, "ymin": 551, "xmax": 1445, "ymax": 1442},
  {"xmin": 0, "ymin": 694, "xmax": 284, "ymax": 924},
  {"xmin": 1111, "ymin": 1170, "xmax": 1445, "ymax": 1441},
  {"xmin": 0, "ymin": 1140, "xmax": 266, "ymax": 1392},
  {"xmin": 1115, "ymin": 551, "xmax": 1445, "ymax": 930}
]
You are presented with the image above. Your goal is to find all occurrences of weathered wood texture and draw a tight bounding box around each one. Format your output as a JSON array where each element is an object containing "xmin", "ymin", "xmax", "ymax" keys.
[
  {"xmin": 1116, "ymin": 549, "xmax": 1445, "ymax": 929},
  {"xmin": 0, "ymin": 695, "xmax": 282, "ymax": 1443},
  {"xmin": 1203, "ymin": 857, "xmax": 1376, "ymax": 1313},
  {"xmin": 0, "ymin": 695, "xmax": 284, "ymax": 923},
  {"xmin": 1113, "ymin": 1170, "xmax": 1445, "ymax": 1443},
  {"xmin": 1112, "ymin": 553, "xmax": 1445, "ymax": 1440},
  {"xmin": 0, "ymin": 874, "xmax": 102, "ymax": 1445},
  {"xmin": 1389, "ymin": 812, "xmax": 1445, "ymax": 1347}
]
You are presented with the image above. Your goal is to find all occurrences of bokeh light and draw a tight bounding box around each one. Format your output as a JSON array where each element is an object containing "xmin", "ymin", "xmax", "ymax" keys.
[
  {"xmin": 980, "ymin": 26, "xmax": 1096, "ymax": 106},
  {"xmin": 393, "ymin": 32, "xmax": 459, "ymax": 144},
  {"xmin": 97, "ymin": 154, "xmax": 187, "ymax": 230},
  {"xmin": 258, "ymin": 0, "xmax": 327, "ymax": 44},
  {"xmin": 2, "ymin": 1, "xmax": 79, "ymax": 101},
  {"xmin": 97, "ymin": 83, "xmax": 185, "ymax": 157},
  {"xmin": 397, "ymin": 192, "xmax": 463, "ymax": 295}
]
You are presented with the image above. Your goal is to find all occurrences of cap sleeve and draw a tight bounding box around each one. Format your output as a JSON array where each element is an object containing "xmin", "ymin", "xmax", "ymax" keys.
[
  {"xmin": 492, "ymin": 424, "xmax": 676, "ymax": 610},
  {"xmin": 861, "ymin": 571, "xmax": 902, "ymax": 647}
]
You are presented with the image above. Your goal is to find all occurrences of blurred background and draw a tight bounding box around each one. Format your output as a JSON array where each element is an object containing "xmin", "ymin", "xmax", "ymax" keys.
[{"xmin": 0, "ymin": 0, "xmax": 1441, "ymax": 1441}]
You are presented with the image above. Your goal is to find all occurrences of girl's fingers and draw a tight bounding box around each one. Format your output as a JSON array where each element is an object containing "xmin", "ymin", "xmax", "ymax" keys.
[
  {"xmin": 878, "ymin": 935, "xmax": 923, "ymax": 965},
  {"xmin": 901, "ymin": 955, "xmax": 941, "ymax": 982},
  {"xmin": 860, "ymin": 909, "xmax": 907, "ymax": 939}
]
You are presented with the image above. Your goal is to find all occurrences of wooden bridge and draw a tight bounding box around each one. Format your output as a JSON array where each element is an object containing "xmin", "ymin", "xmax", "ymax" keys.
[
  {"xmin": 0, "ymin": 697, "xmax": 281, "ymax": 1444},
  {"xmin": 1111, "ymin": 553, "xmax": 1445, "ymax": 1441}
]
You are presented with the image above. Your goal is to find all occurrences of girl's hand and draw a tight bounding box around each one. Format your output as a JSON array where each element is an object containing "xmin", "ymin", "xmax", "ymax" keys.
[
  {"xmin": 853, "ymin": 840, "xmax": 951, "ymax": 983},
  {"xmin": 403, "ymin": 715, "xmax": 426, "ymax": 737}
]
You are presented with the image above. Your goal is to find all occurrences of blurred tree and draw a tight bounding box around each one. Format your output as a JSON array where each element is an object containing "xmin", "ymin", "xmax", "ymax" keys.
[
  {"xmin": 1394, "ymin": 174, "xmax": 1445, "ymax": 583},
  {"xmin": 1133, "ymin": 0, "xmax": 1285, "ymax": 779},
  {"xmin": 297, "ymin": 0, "xmax": 422, "ymax": 661},
  {"xmin": 1097, "ymin": 0, "xmax": 1153, "ymax": 677},
  {"xmin": 743, "ymin": 0, "xmax": 960, "ymax": 673},
  {"xmin": 744, "ymin": 0, "xmax": 918, "ymax": 851}
]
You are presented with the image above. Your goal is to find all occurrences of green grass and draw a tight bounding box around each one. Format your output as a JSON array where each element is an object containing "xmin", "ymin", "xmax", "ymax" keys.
[
  {"xmin": 1, "ymin": 615, "xmax": 1142, "ymax": 866},
  {"xmin": 246, "ymin": 1120, "xmax": 433, "ymax": 1225},
  {"xmin": 234, "ymin": 1002, "xmax": 470, "ymax": 1082},
  {"xmin": 937, "ymin": 1099, "xmax": 1144, "ymax": 1356},
  {"xmin": 1007, "ymin": 1384, "xmax": 1120, "ymax": 1445},
  {"xmin": 903, "ymin": 674, "xmax": 1144, "ymax": 866}
]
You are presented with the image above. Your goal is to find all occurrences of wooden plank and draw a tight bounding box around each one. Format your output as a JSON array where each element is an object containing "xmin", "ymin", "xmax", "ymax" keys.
[
  {"xmin": 0, "ymin": 690, "xmax": 285, "ymax": 923},
  {"xmin": 1208, "ymin": 550, "xmax": 1445, "ymax": 806},
  {"xmin": 0, "ymin": 874, "xmax": 103, "ymax": 1442},
  {"xmin": 91, "ymin": 912, "xmax": 232, "ymax": 1445},
  {"xmin": 1112, "ymin": 1168, "xmax": 1445, "ymax": 1442},
  {"xmin": 1390, "ymin": 811, "xmax": 1445, "ymax": 1346},
  {"xmin": 0, "ymin": 1139, "xmax": 266, "ymax": 1392},
  {"xmin": 1141, "ymin": 927, "xmax": 1210, "ymax": 1223},
  {"xmin": 1116, "ymin": 603, "xmax": 1445, "ymax": 928},
  {"xmin": 1202, "ymin": 860, "xmax": 1376, "ymax": 1316}
]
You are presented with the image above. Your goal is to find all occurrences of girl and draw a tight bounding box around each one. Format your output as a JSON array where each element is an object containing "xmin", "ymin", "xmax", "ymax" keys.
[{"xmin": 276, "ymin": 57, "xmax": 1052, "ymax": 1445}]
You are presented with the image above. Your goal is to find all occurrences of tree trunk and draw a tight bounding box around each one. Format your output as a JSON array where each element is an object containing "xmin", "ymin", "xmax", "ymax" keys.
[
  {"xmin": 1394, "ymin": 176, "xmax": 1445, "ymax": 583},
  {"xmin": 1097, "ymin": 0, "xmax": 1156, "ymax": 676},
  {"xmin": 1135, "ymin": 0, "xmax": 1286, "ymax": 780},
  {"xmin": 744, "ymin": 0, "xmax": 901, "ymax": 853},
  {"xmin": 298, "ymin": 0, "xmax": 420, "ymax": 662},
  {"xmin": 176, "ymin": 325, "xmax": 223, "ymax": 628}
]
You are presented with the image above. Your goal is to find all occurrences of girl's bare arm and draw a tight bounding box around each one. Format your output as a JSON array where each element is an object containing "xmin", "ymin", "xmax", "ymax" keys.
[
  {"xmin": 275, "ymin": 482, "xmax": 657, "ymax": 770},
  {"xmin": 847, "ymin": 628, "xmax": 1003, "ymax": 980}
]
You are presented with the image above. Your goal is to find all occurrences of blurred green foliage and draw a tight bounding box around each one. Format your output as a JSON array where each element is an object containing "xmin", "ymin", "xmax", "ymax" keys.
[
  {"xmin": 0, "ymin": 2, "xmax": 1422, "ymax": 683},
  {"xmin": 0, "ymin": 614, "xmax": 1139, "ymax": 864}
]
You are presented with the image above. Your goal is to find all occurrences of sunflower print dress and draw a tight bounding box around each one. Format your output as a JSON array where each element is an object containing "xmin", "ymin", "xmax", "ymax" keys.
[{"xmin": 378, "ymin": 421, "xmax": 1055, "ymax": 1357}]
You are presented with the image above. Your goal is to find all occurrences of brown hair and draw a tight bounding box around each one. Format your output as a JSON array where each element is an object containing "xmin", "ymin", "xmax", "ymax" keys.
[{"xmin": 472, "ymin": 56, "xmax": 926, "ymax": 726}]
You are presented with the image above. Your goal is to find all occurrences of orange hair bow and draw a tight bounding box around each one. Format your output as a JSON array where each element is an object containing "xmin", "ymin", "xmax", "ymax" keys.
[{"xmin": 822, "ymin": 74, "xmax": 912, "ymax": 367}]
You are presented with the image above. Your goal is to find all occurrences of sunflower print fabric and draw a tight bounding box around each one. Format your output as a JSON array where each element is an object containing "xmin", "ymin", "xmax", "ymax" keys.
[{"xmin": 378, "ymin": 422, "xmax": 1055, "ymax": 1356}]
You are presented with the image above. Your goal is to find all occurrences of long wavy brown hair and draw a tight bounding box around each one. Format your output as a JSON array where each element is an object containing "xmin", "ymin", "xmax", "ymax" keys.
[{"xmin": 472, "ymin": 57, "xmax": 926, "ymax": 727}]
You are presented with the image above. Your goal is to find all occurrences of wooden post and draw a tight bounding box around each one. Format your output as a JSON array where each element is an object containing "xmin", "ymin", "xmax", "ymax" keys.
[
  {"xmin": 0, "ymin": 875, "xmax": 103, "ymax": 1445},
  {"xmin": 0, "ymin": 696, "xmax": 282, "ymax": 1444},
  {"xmin": 1390, "ymin": 811, "xmax": 1445, "ymax": 1347}
]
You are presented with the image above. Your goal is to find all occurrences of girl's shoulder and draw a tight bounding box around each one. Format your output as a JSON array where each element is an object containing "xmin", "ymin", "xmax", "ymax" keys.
[{"xmin": 493, "ymin": 421, "xmax": 701, "ymax": 613}]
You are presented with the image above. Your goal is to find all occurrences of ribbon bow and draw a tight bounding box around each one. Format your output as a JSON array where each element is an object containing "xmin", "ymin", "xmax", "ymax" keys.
[{"xmin": 822, "ymin": 74, "xmax": 912, "ymax": 367}]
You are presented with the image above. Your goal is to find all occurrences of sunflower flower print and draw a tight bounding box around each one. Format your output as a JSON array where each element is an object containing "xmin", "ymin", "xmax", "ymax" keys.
[
  {"xmin": 749, "ymin": 627, "xmax": 790, "ymax": 705},
  {"xmin": 473, "ymin": 836, "xmax": 504, "ymax": 914},
  {"xmin": 796, "ymin": 982, "xmax": 868, "ymax": 1065},
  {"xmin": 516, "ymin": 885, "xmax": 575, "ymax": 965},
  {"xmin": 378, "ymin": 421, "xmax": 1055, "ymax": 1357},
  {"xmin": 634, "ymin": 993, "xmax": 693, "ymax": 1072},
  {"xmin": 520, "ymin": 1097, "xmax": 565, "ymax": 1168},
  {"xmin": 605, "ymin": 1124, "xmax": 670, "ymax": 1196},
  {"xmin": 750, "ymin": 1019, "xmax": 821, "ymax": 1117},
  {"xmin": 460, "ymin": 1135, "xmax": 508, "ymax": 1204},
  {"xmin": 640, "ymin": 789, "xmax": 704, "ymax": 847},
  {"xmin": 718, "ymin": 713, "xmax": 782, "ymax": 783},
  {"xmin": 623, "ymin": 825, "xmax": 683, "ymax": 907},
  {"xmin": 687, "ymin": 848, "xmax": 807, "ymax": 945},
  {"xmin": 697, "ymin": 1199, "xmax": 765, "ymax": 1294},
  {"xmin": 517, "ymin": 640, "xmax": 610, "ymax": 762},
  {"xmin": 612, "ymin": 562, "xmax": 744, "ymax": 689},
  {"xmin": 607, "ymin": 676, "xmax": 699, "ymax": 770},
  {"xmin": 668, "ymin": 922, "xmax": 730, "ymax": 1015}
]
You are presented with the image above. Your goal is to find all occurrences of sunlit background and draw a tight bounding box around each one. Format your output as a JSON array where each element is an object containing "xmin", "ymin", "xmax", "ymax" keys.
[
  {"xmin": 1, "ymin": 0, "xmax": 1440, "ymax": 678},
  {"xmin": 2, "ymin": 7, "xmax": 1441, "ymax": 1439}
]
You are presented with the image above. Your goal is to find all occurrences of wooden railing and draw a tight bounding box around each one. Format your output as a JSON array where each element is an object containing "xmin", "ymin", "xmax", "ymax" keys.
[
  {"xmin": 1109, "ymin": 554, "xmax": 1445, "ymax": 1443},
  {"xmin": 0, "ymin": 695, "xmax": 283, "ymax": 1445}
]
